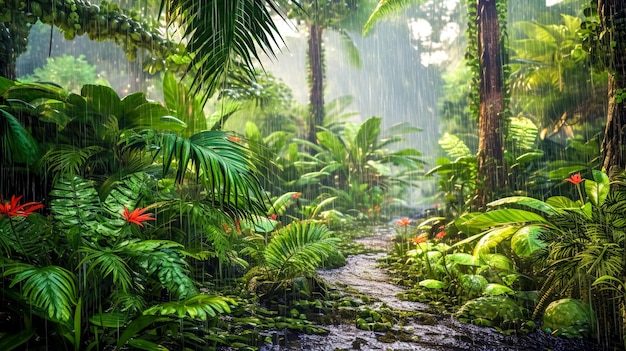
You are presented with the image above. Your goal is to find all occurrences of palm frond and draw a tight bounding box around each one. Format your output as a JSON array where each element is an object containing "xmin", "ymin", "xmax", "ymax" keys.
[
  {"xmin": 164, "ymin": 0, "xmax": 289, "ymax": 106},
  {"xmin": 144, "ymin": 131, "xmax": 267, "ymax": 217},
  {"xmin": 4, "ymin": 264, "xmax": 77, "ymax": 324},
  {"xmin": 125, "ymin": 240, "xmax": 198, "ymax": 299},
  {"xmin": 264, "ymin": 221, "xmax": 339, "ymax": 279},
  {"xmin": 363, "ymin": 0, "xmax": 422, "ymax": 36},
  {"xmin": 40, "ymin": 145, "xmax": 104, "ymax": 177},
  {"xmin": 143, "ymin": 294, "xmax": 235, "ymax": 320},
  {"xmin": 79, "ymin": 246, "xmax": 133, "ymax": 294},
  {"xmin": 0, "ymin": 108, "xmax": 40, "ymax": 165}
]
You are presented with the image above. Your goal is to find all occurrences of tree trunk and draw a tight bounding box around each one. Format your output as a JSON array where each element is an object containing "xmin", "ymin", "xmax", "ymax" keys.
[
  {"xmin": 600, "ymin": 0, "xmax": 626, "ymax": 175},
  {"xmin": 475, "ymin": 0, "xmax": 506, "ymax": 208},
  {"xmin": 307, "ymin": 23, "xmax": 325, "ymax": 144}
]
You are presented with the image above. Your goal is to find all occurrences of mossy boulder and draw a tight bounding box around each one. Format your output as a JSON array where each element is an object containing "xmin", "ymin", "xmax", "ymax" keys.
[
  {"xmin": 542, "ymin": 298, "xmax": 595, "ymax": 338},
  {"xmin": 455, "ymin": 296, "xmax": 527, "ymax": 328}
]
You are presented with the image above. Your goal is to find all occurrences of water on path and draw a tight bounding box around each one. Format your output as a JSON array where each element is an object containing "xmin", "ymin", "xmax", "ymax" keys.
[{"xmin": 260, "ymin": 228, "xmax": 599, "ymax": 351}]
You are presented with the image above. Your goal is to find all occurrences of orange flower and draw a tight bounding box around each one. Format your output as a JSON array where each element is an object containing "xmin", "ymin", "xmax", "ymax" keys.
[
  {"xmin": 269, "ymin": 213, "xmax": 278, "ymax": 220},
  {"xmin": 435, "ymin": 231, "xmax": 446, "ymax": 240},
  {"xmin": 566, "ymin": 173, "xmax": 583, "ymax": 185},
  {"xmin": 374, "ymin": 205, "xmax": 380, "ymax": 211},
  {"xmin": 397, "ymin": 218, "xmax": 412, "ymax": 227},
  {"xmin": 292, "ymin": 192, "xmax": 302, "ymax": 199},
  {"xmin": 0, "ymin": 195, "xmax": 44, "ymax": 217},
  {"xmin": 123, "ymin": 207, "xmax": 155, "ymax": 226},
  {"xmin": 228, "ymin": 135, "xmax": 242, "ymax": 142},
  {"xmin": 412, "ymin": 235, "xmax": 427, "ymax": 244}
]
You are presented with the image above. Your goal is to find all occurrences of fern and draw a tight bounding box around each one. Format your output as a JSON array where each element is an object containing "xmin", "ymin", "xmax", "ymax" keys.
[
  {"xmin": 41, "ymin": 145, "xmax": 104, "ymax": 178},
  {"xmin": 125, "ymin": 240, "xmax": 197, "ymax": 299},
  {"xmin": 264, "ymin": 222, "xmax": 339, "ymax": 280},
  {"xmin": 50, "ymin": 175, "xmax": 101, "ymax": 239},
  {"xmin": 143, "ymin": 294, "xmax": 234, "ymax": 320},
  {"xmin": 102, "ymin": 172, "xmax": 152, "ymax": 215},
  {"xmin": 3, "ymin": 264, "xmax": 77, "ymax": 323},
  {"xmin": 439, "ymin": 133, "xmax": 473, "ymax": 159},
  {"xmin": 79, "ymin": 246, "xmax": 133, "ymax": 293}
]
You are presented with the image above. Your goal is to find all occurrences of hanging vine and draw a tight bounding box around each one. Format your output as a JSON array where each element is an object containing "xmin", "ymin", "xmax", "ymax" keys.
[{"xmin": 0, "ymin": 0, "xmax": 187, "ymax": 75}]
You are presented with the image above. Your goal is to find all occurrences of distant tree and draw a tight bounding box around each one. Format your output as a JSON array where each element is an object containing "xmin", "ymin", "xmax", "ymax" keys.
[{"xmin": 282, "ymin": 1, "xmax": 361, "ymax": 144}]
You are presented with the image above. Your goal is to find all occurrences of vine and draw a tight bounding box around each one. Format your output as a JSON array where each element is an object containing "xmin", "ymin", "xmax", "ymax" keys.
[{"xmin": 0, "ymin": 0, "xmax": 187, "ymax": 74}]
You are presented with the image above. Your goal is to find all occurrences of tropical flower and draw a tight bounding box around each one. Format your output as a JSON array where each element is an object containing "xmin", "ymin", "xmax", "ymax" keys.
[
  {"xmin": 292, "ymin": 192, "xmax": 302, "ymax": 199},
  {"xmin": 412, "ymin": 235, "xmax": 427, "ymax": 244},
  {"xmin": 123, "ymin": 207, "xmax": 155, "ymax": 226},
  {"xmin": 0, "ymin": 195, "xmax": 44, "ymax": 217},
  {"xmin": 435, "ymin": 231, "xmax": 446, "ymax": 240},
  {"xmin": 269, "ymin": 213, "xmax": 278, "ymax": 220},
  {"xmin": 566, "ymin": 173, "xmax": 583, "ymax": 185},
  {"xmin": 374, "ymin": 205, "xmax": 380, "ymax": 211},
  {"xmin": 397, "ymin": 217, "xmax": 412, "ymax": 227}
]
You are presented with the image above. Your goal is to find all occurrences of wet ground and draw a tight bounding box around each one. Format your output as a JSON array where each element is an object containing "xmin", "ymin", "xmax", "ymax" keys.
[{"xmin": 259, "ymin": 228, "xmax": 600, "ymax": 351}]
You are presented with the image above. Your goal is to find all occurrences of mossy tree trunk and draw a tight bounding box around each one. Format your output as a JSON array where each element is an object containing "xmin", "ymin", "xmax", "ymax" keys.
[
  {"xmin": 307, "ymin": 23, "xmax": 325, "ymax": 144},
  {"xmin": 599, "ymin": 0, "xmax": 626, "ymax": 175},
  {"xmin": 475, "ymin": 0, "xmax": 506, "ymax": 208}
]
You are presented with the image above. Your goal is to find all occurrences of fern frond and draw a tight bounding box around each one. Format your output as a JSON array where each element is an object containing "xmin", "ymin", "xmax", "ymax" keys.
[
  {"xmin": 50, "ymin": 175, "xmax": 101, "ymax": 237},
  {"xmin": 143, "ymin": 294, "xmax": 235, "ymax": 320},
  {"xmin": 439, "ymin": 133, "xmax": 473, "ymax": 159},
  {"xmin": 125, "ymin": 240, "xmax": 197, "ymax": 299},
  {"xmin": 79, "ymin": 246, "xmax": 133, "ymax": 293},
  {"xmin": 4, "ymin": 264, "xmax": 77, "ymax": 323},
  {"xmin": 41, "ymin": 145, "xmax": 104, "ymax": 177},
  {"xmin": 264, "ymin": 222, "xmax": 339, "ymax": 280}
]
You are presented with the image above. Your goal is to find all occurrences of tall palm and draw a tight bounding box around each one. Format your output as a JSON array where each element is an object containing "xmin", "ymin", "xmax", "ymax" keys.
[{"xmin": 282, "ymin": 0, "xmax": 360, "ymax": 144}]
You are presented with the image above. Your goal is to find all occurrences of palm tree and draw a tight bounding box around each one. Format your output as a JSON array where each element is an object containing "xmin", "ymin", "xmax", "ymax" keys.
[
  {"xmin": 0, "ymin": 0, "xmax": 293, "ymax": 106},
  {"xmin": 283, "ymin": 0, "xmax": 360, "ymax": 144}
]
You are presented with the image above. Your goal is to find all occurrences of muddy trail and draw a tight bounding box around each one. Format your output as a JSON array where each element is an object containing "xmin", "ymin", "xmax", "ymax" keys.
[{"xmin": 260, "ymin": 228, "xmax": 599, "ymax": 351}]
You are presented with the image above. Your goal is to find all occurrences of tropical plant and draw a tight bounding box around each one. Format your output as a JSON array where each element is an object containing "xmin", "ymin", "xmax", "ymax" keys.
[
  {"xmin": 295, "ymin": 116, "xmax": 424, "ymax": 214},
  {"xmin": 18, "ymin": 54, "xmax": 110, "ymax": 93},
  {"xmin": 453, "ymin": 170, "xmax": 626, "ymax": 348},
  {"xmin": 0, "ymin": 174, "xmax": 236, "ymax": 350},
  {"xmin": 243, "ymin": 220, "xmax": 340, "ymax": 298}
]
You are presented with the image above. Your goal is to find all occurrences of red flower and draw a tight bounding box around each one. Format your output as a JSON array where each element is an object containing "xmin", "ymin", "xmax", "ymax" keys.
[
  {"xmin": 0, "ymin": 195, "xmax": 44, "ymax": 217},
  {"xmin": 412, "ymin": 235, "xmax": 427, "ymax": 244},
  {"xmin": 397, "ymin": 218, "xmax": 412, "ymax": 227},
  {"xmin": 566, "ymin": 173, "xmax": 583, "ymax": 185},
  {"xmin": 269, "ymin": 213, "xmax": 278, "ymax": 220},
  {"xmin": 228, "ymin": 135, "xmax": 242, "ymax": 143},
  {"xmin": 292, "ymin": 192, "xmax": 302, "ymax": 199},
  {"xmin": 123, "ymin": 207, "xmax": 155, "ymax": 226},
  {"xmin": 435, "ymin": 231, "xmax": 446, "ymax": 240}
]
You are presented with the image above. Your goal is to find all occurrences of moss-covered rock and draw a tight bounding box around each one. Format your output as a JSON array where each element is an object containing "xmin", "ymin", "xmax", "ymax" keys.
[{"xmin": 542, "ymin": 298, "xmax": 595, "ymax": 338}]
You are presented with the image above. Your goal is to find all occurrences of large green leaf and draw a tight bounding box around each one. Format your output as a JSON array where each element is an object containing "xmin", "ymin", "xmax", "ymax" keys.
[
  {"xmin": 585, "ymin": 170, "xmax": 609, "ymax": 207},
  {"xmin": 484, "ymin": 283, "xmax": 514, "ymax": 296},
  {"xmin": 418, "ymin": 279, "xmax": 446, "ymax": 289},
  {"xmin": 510, "ymin": 225, "xmax": 548, "ymax": 258},
  {"xmin": 0, "ymin": 108, "xmax": 40, "ymax": 165},
  {"xmin": 487, "ymin": 196, "xmax": 561, "ymax": 216},
  {"xmin": 473, "ymin": 227, "xmax": 519, "ymax": 257},
  {"xmin": 465, "ymin": 209, "xmax": 549, "ymax": 229},
  {"xmin": 143, "ymin": 294, "xmax": 234, "ymax": 320}
]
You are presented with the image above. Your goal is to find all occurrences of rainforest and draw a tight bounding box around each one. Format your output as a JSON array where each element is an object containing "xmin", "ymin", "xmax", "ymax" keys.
[{"xmin": 1, "ymin": 0, "xmax": 625, "ymax": 350}]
